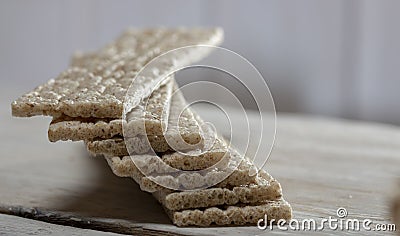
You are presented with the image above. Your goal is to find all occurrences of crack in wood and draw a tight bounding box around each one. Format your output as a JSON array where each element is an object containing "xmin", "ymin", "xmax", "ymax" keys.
[{"xmin": 0, "ymin": 205, "xmax": 187, "ymax": 236}]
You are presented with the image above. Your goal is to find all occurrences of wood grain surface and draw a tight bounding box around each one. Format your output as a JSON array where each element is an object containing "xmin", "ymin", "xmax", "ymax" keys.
[{"xmin": 1, "ymin": 88, "xmax": 399, "ymax": 235}]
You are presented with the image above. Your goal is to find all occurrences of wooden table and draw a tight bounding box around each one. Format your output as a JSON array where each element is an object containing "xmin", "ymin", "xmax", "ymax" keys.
[{"xmin": 1, "ymin": 88, "xmax": 399, "ymax": 235}]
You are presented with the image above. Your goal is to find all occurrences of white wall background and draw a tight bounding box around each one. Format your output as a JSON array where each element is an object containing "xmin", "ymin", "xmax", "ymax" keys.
[{"xmin": 1, "ymin": 0, "xmax": 399, "ymax": 124}]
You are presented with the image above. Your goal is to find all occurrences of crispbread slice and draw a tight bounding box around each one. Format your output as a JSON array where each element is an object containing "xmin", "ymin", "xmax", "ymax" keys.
[
  {"xmin": 85, "ymin": 131, "xmax": 218, "ymax": 158},
  {"xmin": 161, "ymin": 138, "xmax": 228, "ymax": 171},
  {"xmin": 89, "ymin": 132, "xmax": 231, "ymax": 171},
  {"xmin": 84, "ymin": 91, "xmax": 210, "ymax": 155},
  {"xmin": 99, "ymin": 136, "xmax": 232, "ymax": 175},
  {"xmin": 49, "ymin": 117, "xmax": 122, "ymax": 142},
  {"xmin": 86, "ymin": 136, "xmax": 172, "ymax": 155},
  {"xmin": 12, "ymin": 28, "xmax": 223, "ymax": 118},
  {"xmin": 48, "ymin": 76, "xmax": 175, "ymax": 142},
  {"xmin": 165, "ymin": 199, "xmax": 292, "ymax": 227},
  {"xmin": 152, "ymin": 170, "xmax": 282, "ymax": 211},
  {"xmin": 104, "ymin": 152, "xmax": 258, "ymax": 193}
]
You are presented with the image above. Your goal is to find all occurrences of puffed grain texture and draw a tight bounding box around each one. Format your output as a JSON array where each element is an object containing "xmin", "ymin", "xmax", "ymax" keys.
[
  {"xmin": 153, "ymin": 170, "xmax": 282, "ymax": 211},
  {"xmin": 167, "ymin": 198, "xmax": 292, "ymax": 226},
  {"xmin": 12, "ymin": 28, "xmax": 223, "ymax": 118}
]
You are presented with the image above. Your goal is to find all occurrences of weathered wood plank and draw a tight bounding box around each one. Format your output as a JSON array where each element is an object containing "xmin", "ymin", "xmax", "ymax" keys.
[
  {"xmin": 0, "ymin": 206, "xmax": 183, "ymax": 236},
  {"xmin": 0, "ymin": 87, "xmax": 399, "ymax": 235},
  {"xmin": 0, "ymin": 213, "xmax": 128, "ymax": 236}
]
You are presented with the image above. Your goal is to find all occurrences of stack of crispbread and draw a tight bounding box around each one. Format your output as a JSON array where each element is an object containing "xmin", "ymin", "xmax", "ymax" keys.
[{"xmin": 11, "ymin": 28, "xmax": 291, "ymax": 226}]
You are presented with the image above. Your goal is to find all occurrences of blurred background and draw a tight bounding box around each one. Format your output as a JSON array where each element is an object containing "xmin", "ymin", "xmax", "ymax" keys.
[{"xmin": 1, "ymin": 0, "xmax": 399, "ymax": 124}]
